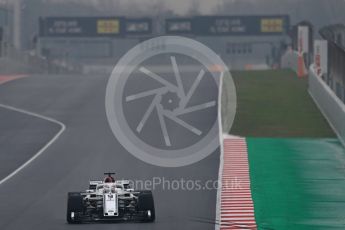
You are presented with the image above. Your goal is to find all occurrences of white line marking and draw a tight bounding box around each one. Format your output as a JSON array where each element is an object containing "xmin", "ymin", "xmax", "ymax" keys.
[
  {"xmin": 215, "ymin": 72, "xmax": 224, "ymax": 230},
  {"xmin": 0, "ymin": 103, "xmax": 66, "ymax": 186}
]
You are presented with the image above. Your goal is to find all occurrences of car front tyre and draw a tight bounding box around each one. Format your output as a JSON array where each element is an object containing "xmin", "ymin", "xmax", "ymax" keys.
[
  {"xmin": 66, "ymin": 192, "xmax": 84, "ymax": 224},
  {"xmin": 137, "ymin": 191, "xmax": 155, "ymax": 222}
]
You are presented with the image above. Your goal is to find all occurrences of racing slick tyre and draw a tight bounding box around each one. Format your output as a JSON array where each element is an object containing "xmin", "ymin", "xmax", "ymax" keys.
[
  {"xmin": 67, "ymin": 192, "xmax": 84, "ymax": 224},
  {"xmin": 137, "ymin": 191, "xmax": 155, "ymax": 222}
]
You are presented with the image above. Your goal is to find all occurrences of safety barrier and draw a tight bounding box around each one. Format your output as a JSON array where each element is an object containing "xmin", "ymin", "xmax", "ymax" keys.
[{"xmin": 309, "ymin": 67, "xmax": 345, "ymax": 146}]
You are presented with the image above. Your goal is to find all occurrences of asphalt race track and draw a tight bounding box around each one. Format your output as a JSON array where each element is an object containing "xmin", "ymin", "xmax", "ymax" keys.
[
  {"xmin": 0, "ymin": 73, "xmax": 220, "ymax": 230},
  {"xmin": 0, "ymin": 106, "xmax": 61, "ymax": 180}
]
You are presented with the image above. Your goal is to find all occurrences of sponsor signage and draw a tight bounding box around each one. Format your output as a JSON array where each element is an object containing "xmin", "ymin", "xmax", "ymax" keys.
[
  {"xmin": 40, "ymin": 15, "xmax": 289, "ymax": 37},
  {"xmin": 298, "ymin": 26, "xmax": 309, "ymax": 54},
  {"xmin": 166, "ymin": 18, "xmax": 193, "ymax": 34},
  {"xmin": 39, "ymin": 17, "xmax": 123, "ymax": 37},
  {"xmin": 125, "ymin": 18, "xmax": 152, "ymax": 35},
  {"xmin": 193, "ymin": 15, "xmax": 289, "ymax": 36},
  {"xmin": 314, "ymin": 40, "xmax": 328, "ymax": 76}
]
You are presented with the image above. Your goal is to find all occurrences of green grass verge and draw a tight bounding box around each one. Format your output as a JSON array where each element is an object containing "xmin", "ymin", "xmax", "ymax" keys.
[
  {"xmin": 247, "ymin": 138, "xmax": 345, "ymax": 230},
  {"xmin": 226, "ymin": 69, "xmax": 335, "ymax": 137}
]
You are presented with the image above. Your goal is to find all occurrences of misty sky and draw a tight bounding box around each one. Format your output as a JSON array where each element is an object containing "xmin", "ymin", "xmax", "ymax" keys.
[
  {"xmin": 127, "ymin": 0, "xmax": 219, "ymax": 14},
  {"xmin": 84, "ymin": 0, "xmax": 220, "ymax": 15},
  {"xmin": 0, "ymin": 0, "xmax": 221, "ymax": 15},
  {"xmin": 55, "ymin": 0, "xmax": 345, "ymax": 27},
  {"xmin": 1, "ymin": 0, "xmax": 345, "ymax": 21}
]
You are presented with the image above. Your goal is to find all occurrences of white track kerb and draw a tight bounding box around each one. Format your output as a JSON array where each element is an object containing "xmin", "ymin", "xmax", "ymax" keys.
[{"xmin": 0, "ymin": 103, "xmax": 66, "ymax": 186}]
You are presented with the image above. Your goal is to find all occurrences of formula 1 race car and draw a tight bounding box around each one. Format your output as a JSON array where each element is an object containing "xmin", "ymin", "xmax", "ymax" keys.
[{"xmin": 66, "ymin": 173, "xmax": 155, "ymax": 223}]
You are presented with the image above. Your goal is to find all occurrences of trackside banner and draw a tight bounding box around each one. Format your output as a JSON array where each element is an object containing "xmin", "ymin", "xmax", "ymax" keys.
[
  {"xmin": 314, "ymin": 40, "xmax": 328, "ymax": 77},
  {"xmin": 39, "ymin": 17, "xmax": 153, "ymax": 37},
  {"xmin": 298, "ymin": 26, "xmax": 309, "ymax": 54}
]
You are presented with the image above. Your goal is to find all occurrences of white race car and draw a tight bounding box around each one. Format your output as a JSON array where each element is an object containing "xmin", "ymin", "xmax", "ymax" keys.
[{"xmin": 66, "ymin": 173, "xmax": 155, "ymax": 223}]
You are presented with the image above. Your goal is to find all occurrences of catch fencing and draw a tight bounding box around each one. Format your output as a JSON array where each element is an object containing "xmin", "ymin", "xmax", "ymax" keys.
[
  {"xmin": 319, "ymin": 24, "xmax": 345, "ymax": 104},
  {"xmin": 309, "ymin": 24, "xmax": 345, "ymax": 145}
]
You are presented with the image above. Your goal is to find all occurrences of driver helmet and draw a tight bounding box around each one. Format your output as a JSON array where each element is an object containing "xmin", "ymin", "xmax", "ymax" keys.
[{"xmin": 104, "ymin": 176, "xmax": 115, "ymax": 183}]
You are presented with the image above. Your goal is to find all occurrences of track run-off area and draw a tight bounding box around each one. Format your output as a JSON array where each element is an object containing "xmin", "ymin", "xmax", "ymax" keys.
[{"xmin": 217, "ymin": 70, "xmax": 345, "ymax": 230}]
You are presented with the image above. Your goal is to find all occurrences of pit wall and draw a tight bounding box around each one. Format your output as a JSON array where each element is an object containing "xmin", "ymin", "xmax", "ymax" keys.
[{"xmin": 309, "ymin": 67, "xmax": 345, "ymax": 146}]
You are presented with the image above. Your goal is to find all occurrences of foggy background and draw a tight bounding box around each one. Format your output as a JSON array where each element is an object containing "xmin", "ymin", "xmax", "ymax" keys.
[
  {"xmin": 1, "ymin": 0, "xmax": 345, "ymax": 25},
  {"xmin": 11, "ymin": 0, "xmax": 345, "ymax": 46},
  {"xmin": 0, "ymin": 0, "xmax": 342, "ymax": 22},
  {"xmin": 0, "ymin": 0, "xmax": 344, "ymax": 50}
]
